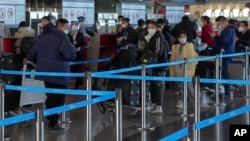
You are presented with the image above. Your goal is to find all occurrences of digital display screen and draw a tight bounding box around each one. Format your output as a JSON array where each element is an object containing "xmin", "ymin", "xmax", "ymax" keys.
[{"xmin": 121, "ymin": 2, "xmax": 146, "ymax": 25}]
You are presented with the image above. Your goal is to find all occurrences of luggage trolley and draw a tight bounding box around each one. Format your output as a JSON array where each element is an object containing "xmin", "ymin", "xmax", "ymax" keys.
[{"xmin": 18, "ymin": 61, "xmax": 46, "ymax": 126}]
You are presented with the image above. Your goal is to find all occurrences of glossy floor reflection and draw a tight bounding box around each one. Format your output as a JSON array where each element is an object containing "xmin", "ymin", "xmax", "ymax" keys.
[{"xmin": 5, "ymin": 87, "xmax": 249, "ymax": 141}]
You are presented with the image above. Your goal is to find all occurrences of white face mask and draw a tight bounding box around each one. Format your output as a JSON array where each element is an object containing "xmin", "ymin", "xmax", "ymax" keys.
[
  {"xmin": 239, "ymin": 26, "xmax": 244, "ymax": 32},
  {"xmin": 148, "ymin": 29, "xmax": 156, "ymax": 35},
  {"xmin": 122, "ymin": 24, "xmax": 127, "ymax": 28},
  {"xmin": 64, "ymin": 29, "xmax": 69, "ymax": 35},
  {"xmin": 72, "ymin": 25, "xmax": 78, "ymax": 31},
  {"xmin": 178, "ymin": 37, "xmax": 187, "ymax": 44},
  {"xmin": 143, "ymin": 25, "xmax": 146, "ymax": 29},
  {"xmin": 119, "ymin": 21, "xmax": 122, "ymax": 25}
]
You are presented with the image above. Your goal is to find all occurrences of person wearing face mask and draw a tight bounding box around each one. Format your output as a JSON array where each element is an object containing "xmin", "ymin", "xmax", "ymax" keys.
[
  {"xmin": 48, "ymin": 14, "xmax": 57, "ymax": 26},
  {"xmin": 28, "ymin": 18, "xmax": 75, "ymax": 132},
  {"xmin": 77, "ymin": 16, "xmax": 86, "ymax": 34},
  {"xmin": 116, "ymin": 15, "xmax": 124, "ymax": 37},
  {"xmin": 200, "ymin": 16, "xmax": 214, "ymax": 47},
  {"xmin": 142, "ymin": 21, "xmax": 168, "ymax": 114},
  {"xmin": 235, "ymin": 21, "xmax": 250, "ymax": 52},
  {"xmin": 209, "ymin": 16, "xmax": 236, "ymax": 96},
  {"xmin": 117, "ymin": 18, "xmax": 137, "ymax": 48},
  {"xmin": 169, "ymin": 31, "xmax": 198, "ymax": 108},
  {"xmin": 68, "ymin": 25, "xmax": 85, "ymax": 89}
]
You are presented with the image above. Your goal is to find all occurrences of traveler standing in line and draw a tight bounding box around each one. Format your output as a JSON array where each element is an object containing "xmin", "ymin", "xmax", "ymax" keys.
[
  {"xmin": 209, "ymin": 16, "xmax": 236, "ymax": 96},
  {"xmin": 14, "ymin": 21, "xmax": 35, "ymax": 54},
  {"xmin": 236, "ymin": 21, "xmax": 250, "ymax": 52},
  {"xmin": 68, "ymin": 25, "xmax": 85, "ymax": 89},
  {"xmin": 169, "ymin": 31, "xmax": 198, "ymax": 108},
  {"xmin": 28, "ymin": 19, "xmax": 75, "ymax": 131},
  {"xmin": 200, "ymin": 16, "xmax": 214, "ymax": 47},
  {"xmin": 143, "ymin": 21, "xmax": 168, "ymax": 114},
  {"xmin": 78, "ymin": 16, "xmax": 86, "ymax": 34},
  {"xmin": 157, "ymin": 18, "xmax": 172, "ymax": 49},
  {"xmin": 171, "ymin": 16, "xmax": 197, "ymax": 43}
]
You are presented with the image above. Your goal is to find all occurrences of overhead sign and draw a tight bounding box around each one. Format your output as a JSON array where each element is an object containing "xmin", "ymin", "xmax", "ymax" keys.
[
  {"xmin": 166, "ymin": 6, "xmax": 185, "ymax": 24},
  {"xmin": 62, "ymin": 0, "xmax": 94, "ymax": 25},
  {"xmin": 0, "ymin": 0, "xmax": 25, "ymax": 26},
  {"xmin": 121, "ymin": 2, "xmax": 146, "ymax": 25}
]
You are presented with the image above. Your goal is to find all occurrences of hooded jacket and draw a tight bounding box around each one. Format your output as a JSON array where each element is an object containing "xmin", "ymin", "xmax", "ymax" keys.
[
  {"xmin": 201, "ymin": 22, "xmax": 214, "ymax": 46},
  {"xmin": 214, "ymin": 25, "xmax": 236, "ymax": 60},
  {"xmin": 169, "ymin": 42, "xmax": 198, "ymax": 77},
  {"xmin": 15, "ymin": 26, "xmax": 35, "ymax": 48},
  {"xmin": 28, "ymin": 24, "xmax": 76, "ymax": 85}
]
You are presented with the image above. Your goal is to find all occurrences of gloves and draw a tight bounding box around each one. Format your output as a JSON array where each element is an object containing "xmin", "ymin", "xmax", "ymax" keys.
[{"xmin": 76, "ymin": 47, "xmax": 81, "ymax": 52}]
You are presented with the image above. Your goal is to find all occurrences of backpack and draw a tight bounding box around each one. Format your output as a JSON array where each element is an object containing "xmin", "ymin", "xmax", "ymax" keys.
[{"xmin": 20, "ymin": 37, "xmax": 35, "ymax": 57}]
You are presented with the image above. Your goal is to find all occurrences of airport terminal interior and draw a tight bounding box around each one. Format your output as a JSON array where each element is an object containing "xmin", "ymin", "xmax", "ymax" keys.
[{"xmin": 1, "ymin": 0, "xmax": 250, "ymax": 141}]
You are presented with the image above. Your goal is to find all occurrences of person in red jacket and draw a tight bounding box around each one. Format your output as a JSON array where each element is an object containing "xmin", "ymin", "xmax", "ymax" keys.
[{"xmin": 201, "ymin": 16, "xmax": 214, "ymax": 47}]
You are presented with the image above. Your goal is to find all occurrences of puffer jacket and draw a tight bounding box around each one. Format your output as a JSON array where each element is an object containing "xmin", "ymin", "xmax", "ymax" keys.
[{"xmin": 14, "ymin": 26, "xmax": 35, "ymax": 53}]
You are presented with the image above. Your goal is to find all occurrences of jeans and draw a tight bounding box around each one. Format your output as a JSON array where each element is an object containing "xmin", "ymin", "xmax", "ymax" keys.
[
  {"xmin": 221, "ymin": 60, "xmax": 230, "ymax": 95},
  {"xmin": 44, "ymin": 82, "xmax": 66, "ymax": 127},
  {"xmin": 150, "ymin": 71, "xmax": 166, "ymax": 106}
]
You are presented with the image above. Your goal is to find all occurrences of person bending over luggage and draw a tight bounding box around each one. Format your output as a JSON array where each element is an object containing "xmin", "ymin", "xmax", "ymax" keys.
[
  {"xmin": 28, "ymin": 19, "xmax": 75, "ymax": 131},
  {"xmin": 169, "ymin": 31, "xmax": 198, "ymax": 108},
  {"xmin": 68, "ymin": 25, "xmax": 85, "ymax": 89},
  {"xmin": 15, "ymin": 21, "xmax": 35, "ymax": 54},
  {"xmin": 143, "ymin": 21, "xmax": 168, "ymax": 114}
]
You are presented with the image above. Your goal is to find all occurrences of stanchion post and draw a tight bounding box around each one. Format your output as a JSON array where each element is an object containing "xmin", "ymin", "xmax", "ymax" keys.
[
  {"xmin": 245, "ymin": 47, "xmax": 249, "ymax": 98},
  {"xmin": 215, "ymin": 54, "xmax": 220, "ymax": 106},
  {"xmin": 192, "ymin": 76, "xmax": 200, "ymax": 141},
  {"xmin": 182, "ymin": 59, "xmax": 188, "ymax": 117},
  {"xmin": 141, "ymin": 64, "xmax": 146, "ymax": 129},
  {"xmin": 0, "ymin": 80, "xmax": 5, "ymax": 141},
  {"xmin": 36, "ymin": 108, "xmax": 44, "ymax": 141},
  {"xmin": 86, "ymin": 71, "xmax": 92, "ymax": 141},
  {"xmin": 60, "ymin": 109, "xmax": 66, "ymax": 128},
  {"xmin": 115, "ymin": 88, "xmax": 122, "ymax": 141}
]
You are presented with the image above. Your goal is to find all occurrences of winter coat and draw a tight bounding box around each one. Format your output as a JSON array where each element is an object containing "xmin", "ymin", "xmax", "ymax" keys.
[
  {"xmin": 213, "ymin": 25, "xmax": 236, "ymax": 61},
  {"xmin": 171, "ymin": 20, "xmax": 197, "ymax": 43},
  {"xmin": 236, "ymin": 30, "xmax": 250, "ymax": 52},
  {"xmin": 201, "ymin": 23, "xmax": 214, "ymax": 47},
  {"xmin": 169, "ymin": 42, "xmax": 198, "ymax": 77},
  {"xmin": 144, "ymin": 31, "xmax": 168, "ymax": 72},
  {"xmin": 14, "ymin": 27, "xmax": 35, "ymax": 53},
  {"xmin": 68, "ymin": 30, "xmax": 84, "ymax": 57},
  {"xmin": 28, "ymin": 24, "xmax": 76, "ymax": 85}
]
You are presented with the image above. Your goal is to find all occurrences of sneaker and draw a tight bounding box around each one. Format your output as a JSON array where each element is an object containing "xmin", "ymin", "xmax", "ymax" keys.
[
  {"xmin": 48, "ymin": 125, "xmax": 65, "ymax": 133},
  {"xmin": 150, "ymin": 103, "xmax": 157, "ymax": 110},
  {"xmin": 176, "ymin": 101, "xmax": 183, "ymax": 108},
  {"xmin": 150, "ymin": 106, "xmax": 163, "ymax": 114},
  {"xmin": 4, "ymin": 135, "xmax": 10, "ymax": 140}
]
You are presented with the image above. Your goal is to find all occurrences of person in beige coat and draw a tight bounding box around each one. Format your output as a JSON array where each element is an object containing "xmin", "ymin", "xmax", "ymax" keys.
[
  {"xmin": 169, "ymin": 31, "xmax": 198, "ymax": 108},
  {"xmin": 14, "ymin": 21, "xmax": 35, "ymax": 54}
]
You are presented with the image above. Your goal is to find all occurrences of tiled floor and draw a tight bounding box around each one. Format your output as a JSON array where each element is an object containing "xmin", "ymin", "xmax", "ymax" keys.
[{"xmin": 4, "ymin": 87, "xmax": 249, "ymax": 141}]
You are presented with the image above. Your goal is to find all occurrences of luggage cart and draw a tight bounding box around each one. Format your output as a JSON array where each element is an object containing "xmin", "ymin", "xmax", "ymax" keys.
[{"xmin": 11, "ymin": 61, "xmax": 46, "ymax": 127}]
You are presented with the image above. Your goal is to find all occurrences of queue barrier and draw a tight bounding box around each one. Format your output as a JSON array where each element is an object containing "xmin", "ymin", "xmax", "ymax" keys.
[{"xmin": 0, "ymin": 51, "xmax": 249, "ymax": 141}]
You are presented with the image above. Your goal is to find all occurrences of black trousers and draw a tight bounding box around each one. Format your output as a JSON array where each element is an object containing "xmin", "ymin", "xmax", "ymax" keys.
[
  {"xmin": 150, "ymin": 71, "xmax": 166, "ymax": 106},
  {"xmin": 72, "ymin": 53, "xmax": 84, "ymax": 87},
  {"xmin": 44, "ymin": 82, "xmax": 66, "ymax": 127}
]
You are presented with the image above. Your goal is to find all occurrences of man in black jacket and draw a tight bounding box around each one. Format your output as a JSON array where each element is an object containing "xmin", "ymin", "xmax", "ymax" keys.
[
  {"xmin": 236, "ymin": 21, "xmax": 250, "ymax": 52},
  {"xmin": 117, "ymin": 18, "xmax": 137, "ymax": 48},
  {"xmin": 144, "ymin": 21, "xmax": 168, "ymax": 114},
  {"xmin": 157, "ymin": 18, "xmax": 172, "ymax": 49},
  {"xmin": 171, "ymin": 16, "xmax": 197, "ymax": 43}
]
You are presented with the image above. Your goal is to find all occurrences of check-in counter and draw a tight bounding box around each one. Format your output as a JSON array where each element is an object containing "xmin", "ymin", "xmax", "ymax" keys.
[
  {"xmin": 86, "ymin": 34, "xmax": 117, "ymax": 72},
  {"xmin": 0, "ymin": 37, "xmax": 16, "ymax": 53}
]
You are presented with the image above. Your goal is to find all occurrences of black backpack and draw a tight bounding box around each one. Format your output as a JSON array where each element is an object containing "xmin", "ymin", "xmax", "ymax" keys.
[{"xmin": 20, "ymin": 37, "xmax": 35, "ymax": 57}]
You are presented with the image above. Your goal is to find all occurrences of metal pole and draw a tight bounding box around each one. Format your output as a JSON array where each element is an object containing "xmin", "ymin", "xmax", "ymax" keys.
[
  {"xmin": 141, "ymin": 64, "xmax": 146, "ymax": 129},
  {"xmin": 0, "ymin": 80, "xmax": 4, "ymax": 141},
  {"xmin": 182, "ymin": 59, "xmax": 188, "ymax": 117},
  {"xmin": 36, "ymin": 108, "xmax": 44, "ymax": 141},
  {"xmin": 215, "ymin": 55, "xmax": 220, "ymax": 106},
  {"xmin": 86, "ymin": 71, "xmax": 92, "ymax": 141},
  {"xmin": 245, "ymin": 47, "xmax": 249, "ymax": 98},
  {"xmin": 246, "ymin": 68, "xmax": 250, "ymax": 125},
  {"xmin": 60, "ymin": 110, "xmax": 66, "ymax": 129},
  {"xmin": 115, "ymin": 88, "xmax": 122, "ymax": 141},
  {"xmin": 192, "ymin": 76, "xmax": 200, "ymax": 141}
]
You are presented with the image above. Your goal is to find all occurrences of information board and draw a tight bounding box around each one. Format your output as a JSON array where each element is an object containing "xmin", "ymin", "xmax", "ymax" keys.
[
  {"xmin": 166, "ymin": 6, "xmax": 185, "ymax": 24},
  {"xmin": 62, "ymin": 0, "xmax": 94, "ymax": 25},
  {"xmin": 121, "ymin": 3, "xmax": 146, "ymax": 25},
  {"xmin": 0, "ymin": 0, "xmax": 25, "ymax": 26}
]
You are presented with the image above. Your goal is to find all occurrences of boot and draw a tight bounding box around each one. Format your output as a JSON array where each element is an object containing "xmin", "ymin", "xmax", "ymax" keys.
[
  {"xmin": 150, "ymin": 105, "xmax": 163, "ymax": 114},
  {"xmin": 150, "ymin": 103, "xmax": 157, "ymax": 110}
]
